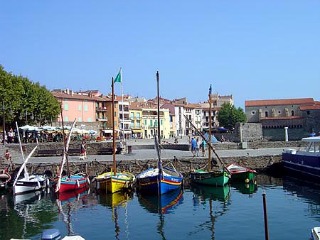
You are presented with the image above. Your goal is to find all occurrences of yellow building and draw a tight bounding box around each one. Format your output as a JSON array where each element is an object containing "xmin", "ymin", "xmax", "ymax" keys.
[{"xmin": 130, "ymin": 106, "xmax": 143, "ymax": 138}]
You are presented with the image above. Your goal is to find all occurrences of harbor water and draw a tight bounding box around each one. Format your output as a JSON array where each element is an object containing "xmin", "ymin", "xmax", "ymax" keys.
[{"xmin": 0, "ymin": 174, "xmax": 319, "ymax": 240}]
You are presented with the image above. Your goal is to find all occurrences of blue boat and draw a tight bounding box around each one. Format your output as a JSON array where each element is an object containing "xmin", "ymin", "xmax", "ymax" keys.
[
  {"xmin": 282, "ymin": 136, "xmax": 320, "ymax": 180},
  {"xmin": 136, "ymin": 136, "xmax": 184, "ymax": 195},
  {"xmin": 136, "ymin": 71, "xmax": 183, "ymax": 195}
]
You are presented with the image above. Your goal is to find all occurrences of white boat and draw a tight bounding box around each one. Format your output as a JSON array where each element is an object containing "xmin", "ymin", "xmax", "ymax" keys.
[
  {"xmin": 13, "ymin": 122, "xmax": 48, "ymax": 195},
  {"xmin": 282, "ymin": 136, "xmax": 320, "ymax": 180},
  {"xmin": 14, "ymin": 174, "xmax": 47, "ymax": 195},
  {"xmin": 311, "ymin": 227, "xmax": 320, "ymax": 240}
]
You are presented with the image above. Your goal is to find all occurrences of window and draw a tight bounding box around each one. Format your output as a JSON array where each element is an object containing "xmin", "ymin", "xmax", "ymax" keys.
[
  {"xmin": 64, "ymin": 103, "xmax": 69, "ymax": 111},
  {"xmin": 265, "ymin": 111, "xmax": 268, "ymax": 117},
  {"xmin": 291, "ymin": 110, "xmax": 294, "ymax": 116},
  {"xmin": 84, "ymin": 104, "xmax": 88, "ymax": 112},
  {"xmin": 78, "ymin": 105, "xmax": 82, "ymax": 111},
  {"xmin": 251, "ymin": 111, "xmax": 255, "ymax": 115}
]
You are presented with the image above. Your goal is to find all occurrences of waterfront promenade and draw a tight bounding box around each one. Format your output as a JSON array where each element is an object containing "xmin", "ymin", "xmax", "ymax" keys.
[{"xmin": 1, "ymin": 136, "xmax": 286, "ymax": 165}]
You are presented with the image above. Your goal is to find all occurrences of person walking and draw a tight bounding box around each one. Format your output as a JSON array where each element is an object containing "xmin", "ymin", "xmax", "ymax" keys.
[
  {"xmin": 4, "ymin": 149, "xmax": 13, "ymax": 171},
  {"xmin": 201, "ymin": 139, "xmax": 206, "ymax": 157},
  {"xmin": 191, "ymin": 137, "xmax": 197, "ymax": 157},
  {"xmin": 80, "ymin": 140, "xmax": 87, "ymax": 160},
  {"xmin": 196, "ymin": 137, "xmax": 201, "ymax": 157}
]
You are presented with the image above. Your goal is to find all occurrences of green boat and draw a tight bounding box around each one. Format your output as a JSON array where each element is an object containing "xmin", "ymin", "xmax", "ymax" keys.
[
  {"xmin": 190, "ymin": 169, "xmax": 230, "ymax": 186},
  {"xmin": 186, "ymin": 84, "xmax": 231, "ymax": 187},
  {"xmin": 227, "ymin": 163, "xmax": 257, "ymax": 183}
]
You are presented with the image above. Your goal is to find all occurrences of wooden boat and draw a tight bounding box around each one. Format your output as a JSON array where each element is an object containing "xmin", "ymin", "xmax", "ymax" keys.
[
  {"xmin": 136, "ymin": 71, "xmax": 183, "ymax": 195},
  {"xmin": 282, "ymin": 136, "xmax": 320, "ymax": 180},
  {"xmin": 185, "ymin": 86, "xmax": 230, "ymax": 187},
  {"xmin": 190, "ymin": 169, "xmax": 230, "ymax": 187},
  {"xmin": 0, "ymin": 169, "xmax": 11, "ymax": 190},
  {"xmin": 13, "ymin": 122, "xmax": 48, "ymax": 195},
  {"xmin": 226, "ymin": 163, "xmax": 257, "ymax": 183},
  {"xmin": 93, "ymin": 73, "xmax": 134, "ymax": 194},
  {"xmin": 55, "ymin": 117, "xmax": 89, "ymax": 194}
]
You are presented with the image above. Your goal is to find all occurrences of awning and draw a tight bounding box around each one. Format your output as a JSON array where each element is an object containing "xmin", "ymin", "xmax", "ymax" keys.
[
  {"xmin": 132, "ymin": 129, "xmax": 143, "ymax": 133},
  {"xmin": 103, "ymin": 129, "xmax": 113, "ymax": 134}
]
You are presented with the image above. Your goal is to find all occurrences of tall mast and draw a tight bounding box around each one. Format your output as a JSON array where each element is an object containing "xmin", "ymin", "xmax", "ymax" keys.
[
  {"xmin": 157, "ymin": 71, "xmax": 160, "ymax": 144},
  {"xmin": 112, "ymin": 77, "xmax": 116, "ymax": 175},
  {"xmin": 208, "ymin": 84, "xmax": 212, "ymax": 171}
]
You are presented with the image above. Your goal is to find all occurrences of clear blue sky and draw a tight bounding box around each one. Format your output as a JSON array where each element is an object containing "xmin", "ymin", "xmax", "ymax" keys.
[{"xmin": 1, "ymin": 1, "xmax": 319, "ymax": 108}]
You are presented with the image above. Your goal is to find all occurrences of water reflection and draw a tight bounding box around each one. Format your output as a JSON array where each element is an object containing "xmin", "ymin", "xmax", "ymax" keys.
[
  {"xmin": 3, "ymin": 190, "xmax": 58, "ymax": 240},
  {"xmin": 190, "ymin": 184, "xmax": 231, "ymax": 239},
  {"xmin": 56, "ymin": 187, "xmax": 90, "ymax": 237},
  {"xmin": 283, "ymin": 176, "xmax": 320, "ymax": 220},
  {"xmin": 138, "ymin": 188, "xmax": 183, "ymax": 214},
  {"xmin": 190, "ymin": 184, "xmax": 231, "ymax": 203},
  {"xmin": 98, "ymin": 191, "xmax": 133, "ymax": 240},
  {"xmin": 138, "ymin": 189, "xmax": 184, "ymax": 240},
  {"xmin": 231, "ymin": 182, "xmax": 258, "ymax": 195}
]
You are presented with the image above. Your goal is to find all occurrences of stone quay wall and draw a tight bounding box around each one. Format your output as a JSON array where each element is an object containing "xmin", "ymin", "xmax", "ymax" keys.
[
  {"xmin": 20, "ymin": 154, "xmax": 282, "ymax": 179},
  {"xmin": 2, "ymin": 139, "xmax": 299, "ymax": 178}
]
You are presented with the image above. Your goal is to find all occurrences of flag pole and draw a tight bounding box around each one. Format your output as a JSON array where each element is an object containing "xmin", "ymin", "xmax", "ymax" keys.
[{"xmin": 120, "ymin": 68, "xmax": 125, "ymax": 142}]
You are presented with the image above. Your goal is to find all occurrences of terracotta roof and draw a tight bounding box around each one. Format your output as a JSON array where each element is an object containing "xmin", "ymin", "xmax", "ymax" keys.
[
  {"xmin": 245, "ymin": 98, "xmax": 314, "ymax": 107},
  {"xmin": 300, "ymin": 101, "xmax": 320, "ymax": 110}
]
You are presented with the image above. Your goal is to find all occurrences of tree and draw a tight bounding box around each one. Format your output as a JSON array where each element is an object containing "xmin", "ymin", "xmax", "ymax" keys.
[
  {"xmin": 0, "ymin": 65, "xmax": 60, "ymax": 127},
  {"xmin": 217, "ymin": 103, "xmax": 246, "ymax": 130}
]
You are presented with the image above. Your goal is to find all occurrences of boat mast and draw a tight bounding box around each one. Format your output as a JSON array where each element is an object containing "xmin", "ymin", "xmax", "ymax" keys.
[
  {"xmin": 208, "ymin": 84, "xmax": 212, "ymax": 171},
  {"xmin": 60, "ymin": 103, "xmax": 70, "ymax": 177},
  {"xmin": 112, "ymin": 77, "xmax": 116, "ymax": 176},
  {"xmin": 157, "ymin": 71, "xmax": 160, "ymax": 144}
]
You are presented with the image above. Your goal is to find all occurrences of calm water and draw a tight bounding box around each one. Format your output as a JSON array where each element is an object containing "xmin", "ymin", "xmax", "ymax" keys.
[{"xmin": 1, "ymin": 175, "xmax": 319, "ymax": 240}]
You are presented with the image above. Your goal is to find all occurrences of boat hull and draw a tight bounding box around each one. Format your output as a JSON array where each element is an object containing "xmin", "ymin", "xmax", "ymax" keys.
[
  {"xmin": 282, "ymin": 152, "xmax": 320, "ymax": 180},
  {"xmin": 136, "ymin": 168, "xmax": 183, "ymax": 195},
  {"xmin": 231, "ymin": 171, "xmax": 256, "ymax": 182},
  {"xmin": 14, "ymin": 175, "xmax": 47, "ymax": 195},
  {"xmin": 58, "ymin": 174, "xmax": 89, "ymax": 193},
  {"xmin": 137, "ymin": 175, "xmax": 183, "ymax": 195},
  {"xmin": 190, "ymin": 170, "xmax": 230, "ymax": 186},
  {"xmin": 227, "ymin": 163, "xmax": 257, "ymax": 183},
  {"xmin": 95, "ymin": 172, "xmax": 134, "ymax": 193}
]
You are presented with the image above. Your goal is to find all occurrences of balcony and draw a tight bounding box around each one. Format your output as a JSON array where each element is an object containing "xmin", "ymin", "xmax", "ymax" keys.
[{"xmin": 96, "ymin": 107, "xmax": 108, "ymax": 112}]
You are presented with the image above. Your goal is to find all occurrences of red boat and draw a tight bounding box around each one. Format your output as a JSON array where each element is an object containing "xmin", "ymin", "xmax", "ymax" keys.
[{"xmin": 57, "ymin": 174, "xmax": 90, "ymax": 193}]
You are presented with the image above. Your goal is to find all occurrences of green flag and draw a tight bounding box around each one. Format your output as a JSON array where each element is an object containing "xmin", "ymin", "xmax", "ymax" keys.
[{"xmin": 114, "ymin": 70, "xmax": 122, "ymax": 83}]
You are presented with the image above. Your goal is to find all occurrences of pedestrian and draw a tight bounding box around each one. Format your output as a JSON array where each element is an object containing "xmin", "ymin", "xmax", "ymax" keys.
[
  {"xmin": 196, "ymin": 137, "xmax": 201, "ymax": 157},
  {"xmin": 7, "ymin": 128, "xmax": 14, "ymax": 143},
  {"xmin": 80, "ymin": 140, "xmax": 87, "ymax": 160},
  {"xmin": 201, "ymin": 139, "xmax": 206, "ymax": 157},
  {"xmin": 4, "ymin": 149, "xmax": 13, "ymax": 171},
  {"xmin": 191, "ymin": 137, "xmax": 197, "ymax": 157}
]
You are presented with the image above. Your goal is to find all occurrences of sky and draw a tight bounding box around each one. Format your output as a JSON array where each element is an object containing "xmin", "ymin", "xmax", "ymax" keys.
[{"xmin": 1, "ymin": 1, "xmax": 319, "ymax": 109}]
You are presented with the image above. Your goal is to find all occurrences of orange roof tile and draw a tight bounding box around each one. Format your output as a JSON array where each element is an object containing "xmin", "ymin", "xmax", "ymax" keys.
[{"xmin": 245, "ymin": 98, "xmax": 314, "ymax": 107}]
